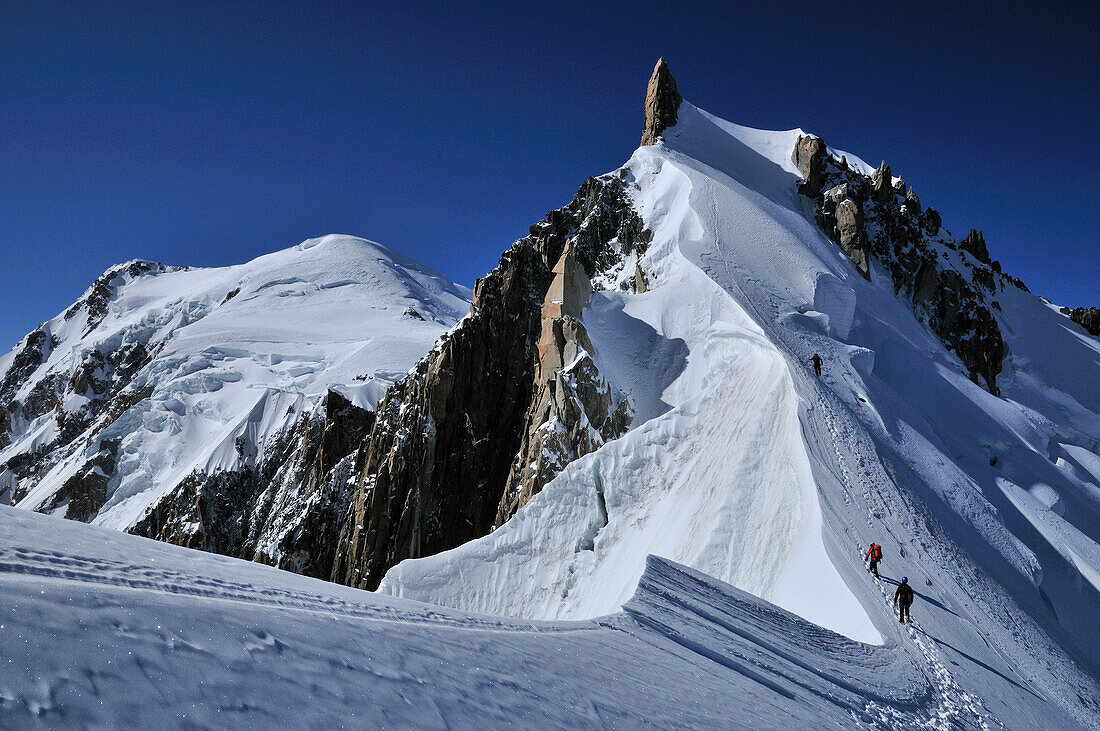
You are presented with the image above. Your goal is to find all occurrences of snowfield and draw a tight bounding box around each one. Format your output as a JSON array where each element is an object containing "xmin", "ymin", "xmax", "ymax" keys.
[{"xmin": 0, "ymin": 506, "xmax": 1084, "ymax": 729}]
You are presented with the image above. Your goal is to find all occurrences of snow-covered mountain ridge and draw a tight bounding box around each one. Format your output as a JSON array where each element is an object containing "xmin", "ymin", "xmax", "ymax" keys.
[
  {"xmin": 0, "ymin": 235, "xmax": 470, "ymax": 576},
  {"xmin": 1, "ymin": 57, "xmax": 1098, "ymax": 727}
]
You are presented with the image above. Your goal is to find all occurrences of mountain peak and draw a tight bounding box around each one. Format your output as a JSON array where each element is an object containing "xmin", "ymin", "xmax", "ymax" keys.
[{"xmin": 640, "ymin": 57, "xmax": 682, "ymax": 146}]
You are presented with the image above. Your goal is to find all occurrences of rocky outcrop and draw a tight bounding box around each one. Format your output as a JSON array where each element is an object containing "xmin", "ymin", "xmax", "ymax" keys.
[
  {"xmin": 0, "ymin": 329, "xmax": 54, "ymax": 407},
  {"xmin": 821, "ymin": 184, "xmax": 870, "ymax": 278},
  {"xmin": 640, "ymin": 58, "xmax": 682, "ymax": 146},
  {"xmin": 1061, "ymin": 306, "xmax": 1100, "ymax": 336},
  {"xmin": 64, "ymin": 261, "xmax": 168, "ymax": 333},
  {"xmin": 792, "ymin": 135, "xmax": 828, "ymax": 197},
  {"xmin": 0, "ymin": 327, "xmax": 60, "ymax": 449},
  {"xmin": 0, "ymin": 403, "xmax": 10, "ymax": 451},
  {"xmin": 132, "ymin": 390, "xmax": 373, "ymax": 579},
  {"xmin": 35, "ymin": 438, "xmax": 120, "ymax": 522},
  {"xmin": 793, "ymin": 137, "xmax": 1011, "ymax": 393},
  {"xmin": 922, "ymin": 207, "xmax": 942, "ymax": 236},
  {"xmin": 332, "ymin": 175, "xmax": 649, "ymax": 590},
  {"xmin": 634, "ymin": 262, "xmax": 649, "ymax": 293},
  {"xmin": 1, "ymin": 328, "xmax": 156, "ymax": 512},
  {"xmin": 905, "ymin": 187, "xmax": 922, "ymax": 214}
]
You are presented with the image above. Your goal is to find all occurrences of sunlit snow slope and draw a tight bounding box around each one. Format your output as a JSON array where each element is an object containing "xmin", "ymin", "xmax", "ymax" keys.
[
  {"xmin": 0, "ymin": 235, "xmax": 470, "ymax": 528},
  {"xmin": 380, "ymin": 102, "xmax": 1100, "ymax": 722}
]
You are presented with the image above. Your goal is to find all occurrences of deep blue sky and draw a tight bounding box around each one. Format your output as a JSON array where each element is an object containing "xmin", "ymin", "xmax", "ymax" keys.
[{"xmin": 2, "ymin": 1, "xmax": 1097, "ymax": 352}]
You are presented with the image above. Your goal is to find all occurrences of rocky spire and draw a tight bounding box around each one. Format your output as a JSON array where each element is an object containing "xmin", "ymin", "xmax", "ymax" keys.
[
  {"xmin": 872, "ymin": 161, "xmax": 893, "ymax": 203},
  {"xmin": 640, "ymin": 58, "xmax": 682, "ymax": 146},
  {"xmin": 905, "ymin": 186, "xmax": 922, "ymax": 214},
  {"xmin": 494, "ymin": 241, "xmax": 630, "ymax": 526}
]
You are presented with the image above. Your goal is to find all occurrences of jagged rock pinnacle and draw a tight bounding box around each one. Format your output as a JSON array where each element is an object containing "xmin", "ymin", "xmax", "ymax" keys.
[
  {"xmin": 641, "ymin": 58, "xmax": 682, "ymax": 146},
  {"xmin": 961, "ymin": 229, "xmax": 990, "ymax": 264},
  {"xmin": 872, "ymin": 160, "xmax": 892, "ymax": 203}
]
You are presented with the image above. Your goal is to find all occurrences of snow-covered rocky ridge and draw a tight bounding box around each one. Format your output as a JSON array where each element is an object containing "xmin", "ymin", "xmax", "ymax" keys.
[
  {"xmin": 0, "ymin": 235, "xmax": 470, "ymax": 576},
  {"xmin": 376, "ymin": 59, "xmax": 1100, "ymax": 722}
]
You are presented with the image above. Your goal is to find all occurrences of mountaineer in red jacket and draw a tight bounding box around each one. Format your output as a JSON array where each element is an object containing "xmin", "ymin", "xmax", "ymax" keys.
[{"xmin": 865, "ymin": 542, "xmax": 883, "ymax": 578}]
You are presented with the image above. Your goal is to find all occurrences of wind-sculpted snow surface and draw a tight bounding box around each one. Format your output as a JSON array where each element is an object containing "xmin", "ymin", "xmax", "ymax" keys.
[
  {"xmin": 1, "ymin": 507, "xmax": 1086, "ymax": 729},
  {"xmin": 380, "ymin": 98, "xmax": 1100, "ymax": 724}
]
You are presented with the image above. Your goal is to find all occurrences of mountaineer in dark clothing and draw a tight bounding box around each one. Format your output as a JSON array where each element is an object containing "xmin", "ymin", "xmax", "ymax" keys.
[
  {"xmin": 812, "ymin": 353, "xmax": 822, "ymax": 378},
  {"xmin": 894, "ymin": 577, "xmax": 914, "ymax": 624}
]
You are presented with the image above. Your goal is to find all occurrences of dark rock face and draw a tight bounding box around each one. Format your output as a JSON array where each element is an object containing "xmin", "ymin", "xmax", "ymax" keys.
[
  {"xmin": 922, "ymin": 207, "xmax": 942, "ymax": 236},
  {"xmin": 1, "ymin": 335, "xmax": 156, "ymax": 512},
  {"xmin": 64, "ymin": 261, "xmax": 166, "ymax": 333},
  {"xmin": 640, "ymin": 58, "xmax": 682, "ymax": 146},
  {"xmin": 905, "ymin": 187, "xmax": 922, "ymax": 214},
  {"xmin": 792, "ymin": 135, "xmax": 829, "ymax": 197},
  {"xmin": 0, "ymin": 329, "xmax": 52, "ymax": 407},
  {"xmin": 133, "ymin": 390, "xmax": 373, "ymax": 580},
  {"xmin": 494, "ymin": 242, "xmax": 632, "ymax": 526},
  {"xmin": 3, "ymin": 353, "xmax": 155, "ymax": 509},
  {"xmin": 36, "ymin": 439, "xmax": 119, "ymax": 522},
  {"xmin": 0, "ymin": 328, "xmax": 59, "ymax": 449},
  {"xmin": 332, "ymin": 175, "xmax": 649, "ymax": 590},
  {"xmin": 793, "ymin": 137, "xmax": 1012, "ymax": 393},
  {"xmin": 0, "ymin": 403, "xmax": 9, "ymax": 452},
  {"xmin": 1062, "ymin": 306, "xmax": 1100, "ymax": 336}
]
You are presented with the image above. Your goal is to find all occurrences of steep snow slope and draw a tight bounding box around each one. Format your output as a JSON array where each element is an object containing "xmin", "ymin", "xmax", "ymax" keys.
[
  {"xmin": 379, "ymin": 100, "xmax": 1100, "ymax": 721},
  {"xmin": 1, "ymin": 505, "xmax": 1086, "ymax": 729},
  {"xmin": 0, "ymin": 235, "xmax": 470, "ymax": 530},
  {"xmin": 382, "ymin": 246, "xmax": 878, "ymax": 644}
]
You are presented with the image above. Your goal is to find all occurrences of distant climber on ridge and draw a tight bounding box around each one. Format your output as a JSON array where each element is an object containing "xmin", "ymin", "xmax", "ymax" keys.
[
  {"xmin": 894, "ymin": 577, "xmax": 914, "ymax": 625},
  {"xmin": 864, "ymin": 542, "xmax": 883, "ymax": 578},
  {"xmin": 812, "ymin": 353, "xmax": 822, "ymax": 378}
]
